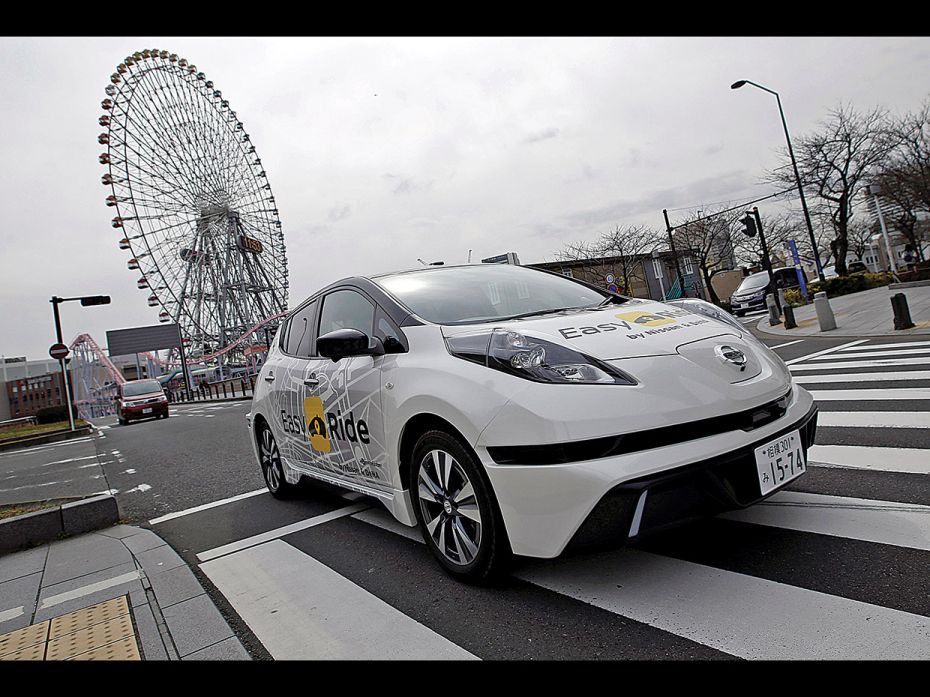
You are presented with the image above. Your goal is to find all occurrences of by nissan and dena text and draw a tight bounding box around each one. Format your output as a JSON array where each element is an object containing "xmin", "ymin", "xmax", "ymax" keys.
[{"xmin": 245, "ymin": 264, "xmax": 816, "ymax": 582}]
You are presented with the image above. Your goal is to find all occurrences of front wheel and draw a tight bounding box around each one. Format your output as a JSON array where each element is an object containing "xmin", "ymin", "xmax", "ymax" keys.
[
  {"xmin": 411, "ymin": 430, "xmax": 511, "ymax": 583},
  {"xmin": 258, "ymin": 422, "xmax": 297, "ymax": 499}
]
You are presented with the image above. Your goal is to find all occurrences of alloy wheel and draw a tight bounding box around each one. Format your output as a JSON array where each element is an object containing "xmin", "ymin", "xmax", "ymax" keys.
[{"xmin": 417, "ymin": 449, "xmax": 483, "ymax": 566}]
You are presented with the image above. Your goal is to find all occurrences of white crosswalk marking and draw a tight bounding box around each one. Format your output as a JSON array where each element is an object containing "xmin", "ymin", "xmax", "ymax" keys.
[
  {"xmin": 518, "ymin": 549, "xmax": 930, "ymax": 660},
  {"xmin": 810, "ymin": 348, "xmax": 930, "ymax": 360},
  {"xmin": 808, "ymin": 388, "xmax": 930, "ymax": 401},
  {"xmin": 838, "ymin": 340, "xmax": 930, "ymax": 351},
  {"xmin": 790, "ymin": 356, "xmax": 930, "ymax": 371},
  {"xmin": 817, "ymin": 412, "xmax": 930, "ymax": 428},
  {"xmin": 793, "ymin": 370, "xmax": 930, "ymax": 384},
  {"xmin": 200, "ymin": 540, "xmax": 477, "ymax": 660},
  {"xmin": 808, "ymin": 444, "xmax": 930, "ymax": 474}
]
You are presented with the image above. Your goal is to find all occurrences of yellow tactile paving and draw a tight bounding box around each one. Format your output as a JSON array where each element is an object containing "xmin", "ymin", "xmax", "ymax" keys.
[
  {"xmin": 67, "ymin": 635, "xmax": 140, "ymax": 661},
  {"xmin": 0, "ymin": 595, "xmax": 141, "ymax": 661},
  {"xmin": 49, "ymin": 595, "xmax": 129, "ymax": 639},
  {"xmin": 0, "ymin": 620, "xmax": 49, "ymax": 658},
  {"xmin": 46, "ymin": 614, "xmax": 135, "ymax": 660},
  {"xmin": 0, "ymin": 642, "xmax": 46, "ymax": 661}
]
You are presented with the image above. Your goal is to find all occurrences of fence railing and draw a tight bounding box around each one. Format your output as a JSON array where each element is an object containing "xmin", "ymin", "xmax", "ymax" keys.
[{"xmin": 167, "ymin": 376, "xmax": 256, "ymax": 404}]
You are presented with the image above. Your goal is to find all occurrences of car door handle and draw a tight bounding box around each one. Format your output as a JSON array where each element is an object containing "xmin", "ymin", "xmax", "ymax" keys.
[
  {"xmin": 303, "ymin": 374, "xmax": 319, "ymax": 387},
  {"xmin": 264, "ymin": 373, "xmax": 275, "ymax": 382}
]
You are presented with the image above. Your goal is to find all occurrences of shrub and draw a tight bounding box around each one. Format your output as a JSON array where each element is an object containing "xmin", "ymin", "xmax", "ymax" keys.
[
  {"xmin": 34, "ymin": 405, "xmax": 77, "ymax": 424},
  {"xmin": 783, "ymin": 288, "xmax": 805, "ymax": 307},
  {"xmin": 788, "ymin": 271, "xmax": 893, "ymax": 305}
]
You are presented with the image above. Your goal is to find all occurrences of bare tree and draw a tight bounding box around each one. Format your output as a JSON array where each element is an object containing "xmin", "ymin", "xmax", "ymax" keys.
[
  {"xmin": 765, "ymin": 104, "xmax": 902, "ymax": 275},
  {"xmin": 846, "ymin": 218, "xmax": 874, "ymax": 262},
  {"xmin": 732, "ymin": 210, "xmax": 799, "ymax": 268},
  {"xmin": 556, "ymin": 225, "xmax": 661, "ymax": 294},
  {"xmin": 673, "ymin": 206, "xmax": 738, "ymax": 305}
]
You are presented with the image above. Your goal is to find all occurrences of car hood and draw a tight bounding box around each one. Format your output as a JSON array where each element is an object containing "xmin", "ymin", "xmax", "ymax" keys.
[{"xmin": 442, "ymin": 298, "xmax": 745, "ymax": 361}]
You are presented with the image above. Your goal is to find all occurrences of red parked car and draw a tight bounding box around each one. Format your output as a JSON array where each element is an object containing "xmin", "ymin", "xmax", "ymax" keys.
[{"xmin": 117, "ymin": 379, "xmax": 169, "ymax": 425}]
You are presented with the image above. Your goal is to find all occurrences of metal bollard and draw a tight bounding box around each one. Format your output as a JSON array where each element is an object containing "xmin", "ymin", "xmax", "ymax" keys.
[
  {"xmin": 783, "ymin": 304, "xmax": 797, "ymax": 329},
  {"xmin": 891, "ymin": 293, "xmax": 915, "ymax": 330},
  {"xmin": 813, "ymin": 292, "xmax": 836, "ymax": 331},
  {"xmin": 767, "ymin": 294, "xmax": 781, "ymax": 326}
]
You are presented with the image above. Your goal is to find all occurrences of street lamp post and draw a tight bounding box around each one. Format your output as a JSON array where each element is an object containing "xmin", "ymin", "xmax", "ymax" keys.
[
  {"xmin": 731, "ymin": 79, "xmax": 825, "ymax": 283},
  {"xmin": 50, "ymin": 295, "xmax": 111, "ymax": 431}
]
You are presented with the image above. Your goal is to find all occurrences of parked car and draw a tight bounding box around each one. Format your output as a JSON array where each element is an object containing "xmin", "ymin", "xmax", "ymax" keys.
[
  {"xmin": 730, "ymin": 267, "xmax": 806, "ymax": 317},
  {"xmin": 117, "ymin": 379, "xmax": 169, "ymax": 425},
  {"xmin": 820, "ymin": 265, "xmax": 839, "ymax": 280},
  {"xmin": 247, "ymin": 263, "xmax": 816, "ymax": 582},
  {"xmin": 847, "ymin": 260, "xmax": 868, "ymax": 274}
]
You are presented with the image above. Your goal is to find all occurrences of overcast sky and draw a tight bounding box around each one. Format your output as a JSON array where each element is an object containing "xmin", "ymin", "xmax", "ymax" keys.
[{"xmin": 1, "ymin": 36, "xmax": 928, "ymax": 361}]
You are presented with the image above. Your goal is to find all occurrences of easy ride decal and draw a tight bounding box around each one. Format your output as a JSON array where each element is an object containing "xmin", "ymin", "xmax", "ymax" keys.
[{"xmin": 557, "ymin": 308, "xmax": 711, "ymax": 341}]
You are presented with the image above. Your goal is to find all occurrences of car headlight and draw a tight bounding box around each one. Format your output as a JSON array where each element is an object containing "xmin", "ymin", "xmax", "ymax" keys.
[
  {"xmin": 667, "ymin": 298, "xmax": 745, "ymax": 332},
  {"xmin": 445, "ymin": 328, "xmax": 637, "ymax": 385}
]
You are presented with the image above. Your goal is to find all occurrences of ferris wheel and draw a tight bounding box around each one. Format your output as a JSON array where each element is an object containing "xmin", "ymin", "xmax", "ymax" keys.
[{"xmin": 99, "ymin": 48, "xmax": 288, "ymax": 361}]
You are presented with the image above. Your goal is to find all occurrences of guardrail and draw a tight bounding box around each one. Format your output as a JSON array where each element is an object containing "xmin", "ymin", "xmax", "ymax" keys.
[
  {"xmin": 0, "ymin": 415, "xmax": 38, "ymax": 432},
  {"xmin": 167, "ymin": 376, "xmax": 256, "ymax": 403}
]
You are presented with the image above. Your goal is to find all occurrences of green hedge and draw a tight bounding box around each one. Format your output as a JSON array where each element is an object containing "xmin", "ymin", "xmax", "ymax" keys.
[
  {"xmin": 784, "ymin": 272, "xmax": 893, "ymax": 307},
  {"xmin": 35, "ymin": 405, "xmax": 78, "ymax": 424}
]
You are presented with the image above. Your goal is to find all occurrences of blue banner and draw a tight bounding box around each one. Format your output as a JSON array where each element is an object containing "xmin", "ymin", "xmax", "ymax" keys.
[{"xmin": 788, "ymin": 240, "xmax": 808, "ymax": 298}]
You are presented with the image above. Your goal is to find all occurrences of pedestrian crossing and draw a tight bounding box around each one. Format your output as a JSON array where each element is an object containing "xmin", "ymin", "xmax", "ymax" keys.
[{"xmin": 160, "ymin": 336, "xmax": 930, "ymax": 660}]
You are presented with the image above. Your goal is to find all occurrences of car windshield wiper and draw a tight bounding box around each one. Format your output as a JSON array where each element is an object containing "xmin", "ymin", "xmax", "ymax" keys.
[{"xmin": 597, "ymin": 294, "xmax": 629, "ymax": 307}]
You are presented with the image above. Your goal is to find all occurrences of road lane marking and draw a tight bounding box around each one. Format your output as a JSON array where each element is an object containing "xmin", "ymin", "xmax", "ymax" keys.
[
  {"xmin": 0, "ymin": 438, "xmax": 94, "ymax": 458},
  {"xmin": 200, "ymin": 539, "xmax": 477, "ymax": 660},
  {"xmin": 790, "ymin": 357, "xmax": 930, "ymax": 371},
  {"xmin": 807, "ymin": 445, "xmax": 930, "ymax": 475},
  {"xmin": 817, "ymin": 412, "xmax": 930, "ymax": 428},
  {"xmin": 196, "ymin": 503, "xmax": 370, "ymax": 562},
  {"xmin": 518, "ymin": 549, "xmax": 930, "ymax": 659},
  {"xmin": 793, "ymin": 370, "xmax": 930, "ymax": 384},
  {"xmin": 720, "ymin": 491, "xmax": 930, "ymax": 552},
  {"xmin": 784, "ymin": 339, "xmax": 868, "ymax": 366},
  {"xmin": 809, "ymin": 388, "xmax": 930, "ymax": 401},
  {"xmin": 768, "ymin": 340, "xmax": 804, "ymax": 350},
  {"xmin": 39, "ymin": 570, "xmax": 143, "ymax": 610},
  {"xmin": 148, "ymin": 488, "xmax": 268, "ymax": 525}
]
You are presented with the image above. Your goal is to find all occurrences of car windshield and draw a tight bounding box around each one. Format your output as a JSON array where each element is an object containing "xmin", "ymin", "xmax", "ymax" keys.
[
  {"xmin": 735, "ymin": 273, "xmax": 770, "ymax": 293},
  {"xmin": 375, "ymin": 265, "xmax": 619, "ymax": 325},
  {"xmin": 122, "ymin": 380, "xmax": 162, "ymax": 397}
]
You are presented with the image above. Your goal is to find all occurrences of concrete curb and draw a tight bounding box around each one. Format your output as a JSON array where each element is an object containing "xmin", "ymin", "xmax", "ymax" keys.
[
  {"xmin": 0, "ymin": 426, "xmax": 93, "ymax": 453},
  {"xmin": 0, "ymin": 495, "xmax": 121, "ymax": 555},
  {"xmin": 889, "ymin": 279, "xmax": 930, "ymax": 289},
  {"xmin": 170, "ymin": 395, "xmax": 252, "ymax": 406}
]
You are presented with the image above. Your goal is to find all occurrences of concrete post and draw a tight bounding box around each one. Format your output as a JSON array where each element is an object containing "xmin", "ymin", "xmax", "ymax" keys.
[
  {"xmin": 891, "ymin": 293, "xmax": 915, "ymax": 330},
  {"xmin": 783, "ymin": 304, "xmax": 797, "ymax": 329},
  {"xmin": 767, "ymin": 294, "xmax": 781, "ymax": 326},
  {"xmin": 814, "ymin": 292, "xmax": 837, "ymax": 331}
]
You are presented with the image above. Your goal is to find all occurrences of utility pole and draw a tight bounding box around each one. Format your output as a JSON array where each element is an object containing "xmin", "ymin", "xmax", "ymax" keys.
[
  {"xmin": 51, "ymin": 298, "xmax": 76, "ymax": 432},
  {"xmin": 662, "ymin": 209, "xmax": 684, "ymax": 296}
]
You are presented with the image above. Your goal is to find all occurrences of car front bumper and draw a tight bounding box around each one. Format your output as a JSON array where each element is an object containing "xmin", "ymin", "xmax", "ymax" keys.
[
  {"xmin": 479, "ymin": 386, "xmax": 816, "ymax": 558},
  {"xmin": 120, "ymin": 403, "xmax": 169, "ymax": 420}
]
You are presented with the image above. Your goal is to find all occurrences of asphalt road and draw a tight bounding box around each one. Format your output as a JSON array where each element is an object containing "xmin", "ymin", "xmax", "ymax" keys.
[{"xmin": 31, "ymin": 321, "xmax": 930, "ymax": 659}]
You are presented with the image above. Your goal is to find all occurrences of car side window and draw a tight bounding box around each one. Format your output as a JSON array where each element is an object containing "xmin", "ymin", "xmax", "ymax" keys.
[
  {"xmin": 318, "ymin": 290, "xmax": 375, "ymax": 338},
  {"xmin": 374, "ymin": 307, "xmax": 406, "ymax": 351},
  {"xmin": 285, "ymin": 300, "xmax": 319, "ymax": 357}
]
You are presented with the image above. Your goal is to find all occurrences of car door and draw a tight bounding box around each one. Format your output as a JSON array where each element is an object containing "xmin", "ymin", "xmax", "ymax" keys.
[
  {"xmin": 313, "ymin": 287, "xmax": 390, "ymax": 489},
  {"xmin": 270, "ymin": 298, "xmax": 328, "ymax": 475}
]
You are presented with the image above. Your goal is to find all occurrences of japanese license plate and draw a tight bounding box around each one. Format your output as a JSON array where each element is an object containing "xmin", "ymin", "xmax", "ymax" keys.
[
  {"xmin": 754, "ymin": 429, "xmax": 805, "ymax": 496},
  {"xmin": 143, "ymin": 408, "xmax": 153, "ymax": 414}
]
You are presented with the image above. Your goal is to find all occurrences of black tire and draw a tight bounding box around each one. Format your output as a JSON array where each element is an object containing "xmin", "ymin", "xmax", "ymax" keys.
[
  {"xmin": 118, "ymin": 417, "xmax": 128, "ymax": 426},
  {"xmin": 410, "ymin": 429, "xmax": 511, "ymax": 583},
  {"xmin": 257, "ymin": 421, "xmax": 297, "ymax": 499},
  {"xmin": 734, "ymin": 310, "xmax": 745, "ymax": 317}
]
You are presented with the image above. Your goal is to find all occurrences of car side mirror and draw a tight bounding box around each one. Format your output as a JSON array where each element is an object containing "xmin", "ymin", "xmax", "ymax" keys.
[{"xmin": 317, "ymin": 328, "xmax": 385, "ymax": 362}]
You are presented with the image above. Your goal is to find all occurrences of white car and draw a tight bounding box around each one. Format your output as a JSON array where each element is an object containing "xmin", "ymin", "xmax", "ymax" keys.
[{"xmin": 246, "ymin": 264, "xmax": 817, "ymax": 581}]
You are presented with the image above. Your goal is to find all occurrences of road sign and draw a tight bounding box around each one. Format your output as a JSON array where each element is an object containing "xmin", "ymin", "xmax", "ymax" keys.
[
  {"xmin": 49, "ymin": 343, "xmax": 69, "ymax": 360},
  {"xmin": 607, "ymin": 283, "xmax": 619, "ymax": 293},
  {"xmin": 606, "ymin": 274, "xmax": 615, "ymax": 283}
]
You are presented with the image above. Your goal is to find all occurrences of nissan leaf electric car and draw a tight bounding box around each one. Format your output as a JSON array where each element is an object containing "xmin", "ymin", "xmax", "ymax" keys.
[{"xmin": 246, "ymin": 264, "xmax": 817, "ymax": 581}]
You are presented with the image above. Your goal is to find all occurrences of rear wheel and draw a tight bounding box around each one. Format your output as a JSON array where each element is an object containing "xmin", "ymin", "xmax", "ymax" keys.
[
  {"xmin": 258, "ymin": 422, "xmax": 296, "ymax": 499},
  {"xmin": 411, "ymin": 430, "xmax": 511, "ymax": 583},
  {"xmin": 118, "ymin": 417, "xmax": 127, "ymax": 426}
]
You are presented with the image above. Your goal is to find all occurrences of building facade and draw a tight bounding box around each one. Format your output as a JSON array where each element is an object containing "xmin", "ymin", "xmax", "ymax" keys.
[{"xmin": 5, "ymin": 371, "xmax": 67, "ymax": 419}]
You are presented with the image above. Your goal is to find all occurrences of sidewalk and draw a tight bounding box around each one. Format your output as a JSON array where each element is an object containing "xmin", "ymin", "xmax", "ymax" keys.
[
  {"xmin": 0, "ymin": 525, "xmax": 250, "ymax": 660},
  {"xmin": 755, "ymin": 284, "xmax": 930, "ymax": 338}
]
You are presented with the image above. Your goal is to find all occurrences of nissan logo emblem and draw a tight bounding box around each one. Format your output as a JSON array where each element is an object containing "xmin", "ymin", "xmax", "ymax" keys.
[{"xmin": 715, "ymin": 345, "xmax": 747, "ymax": 371}]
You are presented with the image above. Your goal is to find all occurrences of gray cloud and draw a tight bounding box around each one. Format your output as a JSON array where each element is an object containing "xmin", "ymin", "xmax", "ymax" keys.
[
  {"xmin": 522, "ymin": 127, "xmax": 560, "ymax": 144},
  {"xmin": 327, "ymin": 204, "xmax": 351, "ymax": 222}
]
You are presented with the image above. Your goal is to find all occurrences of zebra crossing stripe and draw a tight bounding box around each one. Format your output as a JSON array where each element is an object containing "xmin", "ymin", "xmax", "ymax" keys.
[
  {"xmin": 518, "ymin": 548, "xmax": 930, "ymax": 659},
  {"xmin": 719, "ymin": 490, "xmax": 930, "ymax": 552},
  {"xmin": 808, "ymin": 388, "xmax": 930, "ymax": 401},
  {"xmin": 810, "ymin": 348, "xmax": 930, "ymax": 361},
  {"xmin": 839, "ymin": 340, "xmax": 930, "ymax": 351},
  {"xmin": 784, "ymin": 339, "xmax": 868, "ymax": 365},
  {"xmin": 790, "ymin": 357, "xmax": 930, "ymax": 371},
  {"xmin": 200, "ymin": 539, "xmax": 478, "ymax": 660},
  {"xmin": 817, "ymin": 412, "xmax": 930, "ymax": 428},
  {"xmin": 792, "ymin": 371, "xmax": 930, "ymax": 384},
  {"xmin": 808, "ymin": 444, "xmax": 930, "ymax": 475}
]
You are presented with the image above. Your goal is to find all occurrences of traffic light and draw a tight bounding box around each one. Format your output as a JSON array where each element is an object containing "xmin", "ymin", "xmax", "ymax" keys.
[
  {"xmin": 740, "ymin": 214, "xmax": 757, "ymax": 237},
  {"xmin": 80, "ymin": 295, "xmax": 111, "ymax": 306}
]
